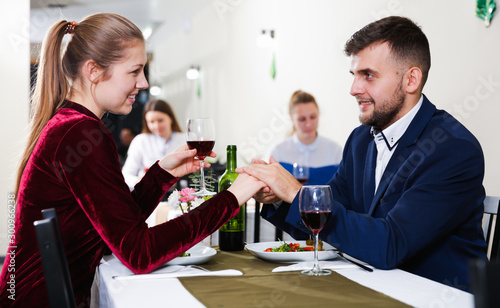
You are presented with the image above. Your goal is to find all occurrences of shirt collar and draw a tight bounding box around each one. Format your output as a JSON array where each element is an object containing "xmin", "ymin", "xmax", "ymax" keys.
[
  {"xmin": 292, "ymin": 133, "xmax": 319, "ymax": 152},
  {"xmin": 371, "ymin": 95, "xmax": 423, "ymax": 150}
]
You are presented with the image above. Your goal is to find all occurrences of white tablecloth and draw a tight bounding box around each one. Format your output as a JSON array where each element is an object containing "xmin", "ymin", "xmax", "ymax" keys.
[
  {"xmin": 99, "ymin": 255, "xmax": 205, "ymax": 307},
  {"xmin": 99, "ymin": 253, "xmax": 474, "ymax": 308}
]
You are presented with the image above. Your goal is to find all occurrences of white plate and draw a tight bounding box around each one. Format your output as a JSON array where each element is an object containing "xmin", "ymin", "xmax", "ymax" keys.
[
  {"xmin": 165, "ymin": 246, "xmax": 217, "ymax": 265},
  {"xmin": 245, "ymin": 241, "xmax": 338, "ymax": 263}
]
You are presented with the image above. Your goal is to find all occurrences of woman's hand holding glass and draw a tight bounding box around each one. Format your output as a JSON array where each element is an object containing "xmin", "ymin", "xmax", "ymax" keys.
[{"xmin": 159, "ymin": 144, "xmax": 216, "ymax": 178}]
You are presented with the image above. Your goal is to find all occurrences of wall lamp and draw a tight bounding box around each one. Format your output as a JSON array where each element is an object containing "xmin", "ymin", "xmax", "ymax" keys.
[
  {"xmin": 186, "ymin": 66, "xmax": 200, "ymax": 80},
  {"xmin": 256, "ymin": 29, "xmax": 275, "ymax": 48}
]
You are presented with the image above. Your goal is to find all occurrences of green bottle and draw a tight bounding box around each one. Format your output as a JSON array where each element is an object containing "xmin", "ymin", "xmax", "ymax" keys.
[{"xmin": 218, "ymin": 145, "xmax": 245, "ymax": 251}]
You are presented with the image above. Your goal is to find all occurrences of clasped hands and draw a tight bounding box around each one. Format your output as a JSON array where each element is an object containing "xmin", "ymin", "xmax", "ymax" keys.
[
  {"xmin": 159, "ymin": 146, "xmax": 300, "ymax": 205},
  {"xmin": 235, "ymin": 156, "xmax": 302, "ymax": 204}
]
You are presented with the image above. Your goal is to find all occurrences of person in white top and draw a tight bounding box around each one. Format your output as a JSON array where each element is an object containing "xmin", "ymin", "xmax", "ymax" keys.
[
  {"xmin": 122, "ymin": 99, "xmax": 186, "ymax": 190},
  {"xmin": 269, "ymin": 90, "xmax": 343, "ymax": 185}
]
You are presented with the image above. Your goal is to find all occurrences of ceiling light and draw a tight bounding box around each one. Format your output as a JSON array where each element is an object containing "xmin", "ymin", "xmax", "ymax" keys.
[
  {"xmin": 186, "ymin": 66, "xmax": 200, "ymax": 80},
  {"xmin": 143, "ymin": 26, "xmax": 153, "ymax": 40}
]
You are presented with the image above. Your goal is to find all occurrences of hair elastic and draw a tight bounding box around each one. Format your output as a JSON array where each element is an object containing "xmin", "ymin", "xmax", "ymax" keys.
[{"xmin": 65, "ymin": 21, "xmax": 77, "ymax": 35}]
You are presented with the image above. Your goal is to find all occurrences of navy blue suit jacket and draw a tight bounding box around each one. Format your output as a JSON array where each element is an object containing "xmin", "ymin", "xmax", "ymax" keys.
[{"xmin": 262, "ymin": 95, "xmax": 487, "ymax": 290}]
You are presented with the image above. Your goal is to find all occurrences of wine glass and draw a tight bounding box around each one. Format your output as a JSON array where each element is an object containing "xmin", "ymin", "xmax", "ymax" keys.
[
  {"xmin": 186, "ymin": 118, "xmax": 216, "ymax": 196},
  {"xmin": 299, "ymin": 185, "xmax": 333, "ymax": 276},
  {"xmin": 293, "ymin": 163, "xmax": 309, "ymax": 185}
]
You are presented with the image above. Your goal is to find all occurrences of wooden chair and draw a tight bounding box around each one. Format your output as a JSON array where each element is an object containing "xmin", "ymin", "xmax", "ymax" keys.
[
  {"xmin": 483, "ymin": 196, "xmax": 500, "ymax": 261},
  {"xmin": 34, "ymin": 208, "xmax": 76, "ymax": 308}
]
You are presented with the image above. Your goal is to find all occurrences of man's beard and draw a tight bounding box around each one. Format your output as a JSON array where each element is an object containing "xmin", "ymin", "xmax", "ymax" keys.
[{"xmin": 360, "ymin": 83, "xmax": 406, "ymax": 131}]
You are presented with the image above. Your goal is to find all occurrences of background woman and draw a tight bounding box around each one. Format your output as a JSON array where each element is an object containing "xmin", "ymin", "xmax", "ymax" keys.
[
  {"xmin": 0, "ymin": 13, "xmax": 263, "ymax": 307},
  {"xmin": 122, "ymin": 99, "xmax": 185, "ymax": 190},
  {"xmin": 268, "ymin": 90, "xmax": 343, "ymax": 185}
]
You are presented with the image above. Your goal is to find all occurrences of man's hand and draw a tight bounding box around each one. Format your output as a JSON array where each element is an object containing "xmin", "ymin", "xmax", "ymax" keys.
[
  {"xmin": 227, "ymin": 173, "xmax": 267, "ymax": 206},
  {"xmin": 236, "ymin": 156, "xmax": 301, "ymax": 204}
]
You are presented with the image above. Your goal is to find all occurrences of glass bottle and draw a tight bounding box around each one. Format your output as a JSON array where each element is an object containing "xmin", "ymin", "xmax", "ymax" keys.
[{"xmin": 218, "ymin": 145, "xmax": 245, "ymax": 251}]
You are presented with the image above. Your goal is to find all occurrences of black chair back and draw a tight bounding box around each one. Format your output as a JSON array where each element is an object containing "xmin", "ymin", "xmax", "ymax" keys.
[
  {"xmin": 34, "ymin": 208, "xmax": 76, "ymax": 308},
  {"xmin": 470, "ymin": 259, "xmax": 500, "ymax": 308}
]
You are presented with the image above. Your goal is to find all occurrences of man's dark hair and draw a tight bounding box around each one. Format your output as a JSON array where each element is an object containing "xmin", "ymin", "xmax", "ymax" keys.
[{"xmin": 344, "ymin": 16, "xmax": 431, "ymax": 88}]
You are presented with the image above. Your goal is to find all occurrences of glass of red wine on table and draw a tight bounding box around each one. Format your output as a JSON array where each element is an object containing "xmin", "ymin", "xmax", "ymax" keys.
[
  {"xmin": 186, "ymin": 118, "xmax": 216, "ymax": 196},
  {"xmin": 299, "ymin": 185, "xmax": 333, "ymax": 276}
]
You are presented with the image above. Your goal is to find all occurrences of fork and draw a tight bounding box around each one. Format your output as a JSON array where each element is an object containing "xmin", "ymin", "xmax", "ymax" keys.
[
  {"xmin": 112, "ymin": 264, "xmax": 207, "ymax": 279},
  {"xmin": 189, "ymin": 265, "xmax": 209, "ymax": 272}
]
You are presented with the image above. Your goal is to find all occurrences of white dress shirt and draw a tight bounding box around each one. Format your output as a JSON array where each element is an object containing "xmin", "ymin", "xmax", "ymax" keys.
[{"xmin": 372, "ymin": 95, "xmax": 423, "ymax": 192}]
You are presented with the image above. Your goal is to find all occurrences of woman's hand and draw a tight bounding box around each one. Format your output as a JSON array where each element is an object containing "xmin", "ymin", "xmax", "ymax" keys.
[
  {"xmin": 158, "ymin": 144, "xmax": 216, "ymax": 178},
  {"xmin": 227, "ymin": 173, "xmax": 267, "ymax": 206},
  {"xmin": 236, "ymin": 156, "xmax": 301, "ymax": 204}
]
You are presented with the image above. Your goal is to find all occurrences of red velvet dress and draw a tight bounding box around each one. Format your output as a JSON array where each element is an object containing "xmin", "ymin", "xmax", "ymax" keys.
[{"xmin": 0, "ymin": 101, "xmax": 239, "ymax": 307}]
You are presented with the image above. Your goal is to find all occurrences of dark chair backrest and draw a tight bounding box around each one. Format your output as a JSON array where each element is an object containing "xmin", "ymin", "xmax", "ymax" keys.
[
  {"xmin": 34, "ymin": 208, "xmax": 76, "ymax": 308},
  {"xmin": 483, "ymin": 196, "xmax": 500, "ymax": 261},
  {"xmin": 469, "ymin": 259, "xmax": 500, "ymax": 308},
  {"xmin": 254, "ymin": 201, "xmax": 261, "ymax": 243}
]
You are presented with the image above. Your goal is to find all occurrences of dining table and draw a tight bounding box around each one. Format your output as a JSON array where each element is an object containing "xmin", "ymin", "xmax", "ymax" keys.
[{"xmin": 98, "ymin": 245, "xmax": 474, "ymax": 308}]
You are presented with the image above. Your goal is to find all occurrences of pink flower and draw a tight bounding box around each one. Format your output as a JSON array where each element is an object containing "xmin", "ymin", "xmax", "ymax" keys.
[{"xmin": 179, "ymin": 188, "xmax": 196, "ymax": 202}]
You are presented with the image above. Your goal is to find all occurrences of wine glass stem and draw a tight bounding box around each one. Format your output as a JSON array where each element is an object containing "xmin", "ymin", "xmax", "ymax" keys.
[
  {"xmin": 199, "ymin": 159, "xmax": 206, "ymax": 192},
  {"xmin": 313, "ymin": 233, "xmax": 320, "ymax": 272}
]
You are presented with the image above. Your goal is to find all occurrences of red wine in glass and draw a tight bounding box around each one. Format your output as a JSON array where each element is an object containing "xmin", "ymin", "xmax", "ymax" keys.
[
  {"xmin": 297, "ymin": 178, "xmax": 308, "ymax": 185},
  {"xmin": 186, "ymin": 118, "xmax": 216, "ymax": 196},
  {"xmin": 300, "ymin": 210, "xmax": 332, "ymax": 234},
  {"xmin": 187, "ymin": 140, "xmax": 215, "ymax": 160},
  {"xmin": 299, "ymin": 185, "xmax": 333, "ymax": 276},
  {"xmin": 293, "ymin": 163, "xmax": 309, "ymax": 185}
]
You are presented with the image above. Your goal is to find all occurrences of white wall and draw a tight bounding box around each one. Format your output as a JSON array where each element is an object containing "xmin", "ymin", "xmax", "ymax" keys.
[
  {"xmin": 0, "ymin": 0, "xmax": 30, "ymax": 251},
  {"xmin": 151, "ymin": 0, "xmax": 500, "ymax": 195}
]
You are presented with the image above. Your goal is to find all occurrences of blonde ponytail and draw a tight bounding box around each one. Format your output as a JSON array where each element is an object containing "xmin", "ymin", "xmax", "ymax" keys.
[{"xmin": 15, "ymin": 21, "xmax": 70, "ymax": 198}]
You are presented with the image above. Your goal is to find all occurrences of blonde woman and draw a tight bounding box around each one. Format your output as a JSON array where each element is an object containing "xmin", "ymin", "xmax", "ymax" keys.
[{"xmin": 268, "ymin": 90, "xmax": 342, "ymax": 184}]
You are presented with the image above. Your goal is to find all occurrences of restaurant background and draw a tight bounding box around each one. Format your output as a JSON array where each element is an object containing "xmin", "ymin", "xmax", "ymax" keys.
[{"xmin": 1, "ymin": 0, "xmax": 499, "ymax": 252}]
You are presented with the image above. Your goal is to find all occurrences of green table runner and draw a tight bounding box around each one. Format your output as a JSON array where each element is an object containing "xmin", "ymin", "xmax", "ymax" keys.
[{"xmin": 179, "ymin": 247, "xmax": 410, "ymax": 307}]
